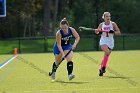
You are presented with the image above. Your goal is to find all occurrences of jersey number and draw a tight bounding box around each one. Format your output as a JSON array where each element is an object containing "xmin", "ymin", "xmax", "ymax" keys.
[
  {"xmin": 65, "ymin": 40, "xmax": 68, "ymax": 44},
  {"xmin": 106, "ymin": 32, "xmax": 109, "ymax": 37}
]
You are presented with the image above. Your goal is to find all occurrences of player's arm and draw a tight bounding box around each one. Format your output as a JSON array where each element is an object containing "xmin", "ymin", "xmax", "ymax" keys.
[
  {"xmin": 112, "ymin": 22, "xmax": 121, "ymax": 35},
  {"xmin": 56, "ymin": 31, "xmax": 64, "ymax": 56},
  {"xmin": 95, "ymin": 23, "xmax": 102, "ymax": 34},
  {"xmin": 70, "ymin": 27, "xmax": 80, "ymax": 50}
]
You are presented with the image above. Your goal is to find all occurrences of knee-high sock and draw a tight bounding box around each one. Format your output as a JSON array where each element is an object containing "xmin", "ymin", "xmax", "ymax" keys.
[
  {"xmin": 52, "ymin": 62, "xmax": 59, "ymax": 72},
  {"xmin": 100, "ymin": 54, "xmax": 109, "ymax": 69},
  {"xmin": 67, "ymin": 61, "xmax": 73, "ymax": 75}
]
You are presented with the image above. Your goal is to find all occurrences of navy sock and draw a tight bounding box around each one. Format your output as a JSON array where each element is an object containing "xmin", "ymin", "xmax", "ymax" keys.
[
  {"xmin": 52, "ymin": 62, "xmax": 58, "ymax": 72},
  {"xmin": 67, "ymin": 61, "xmax": 73, "ymax": 75}
]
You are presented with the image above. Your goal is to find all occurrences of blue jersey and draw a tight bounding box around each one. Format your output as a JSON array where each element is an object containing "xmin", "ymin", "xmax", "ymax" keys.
[
  {"xmin": 53, "ymin": 27, "xmax": 73, "ymax": 55},
  {"xmin": 60, "ymin": 27, "xmax": 73, "ymax": 46}
]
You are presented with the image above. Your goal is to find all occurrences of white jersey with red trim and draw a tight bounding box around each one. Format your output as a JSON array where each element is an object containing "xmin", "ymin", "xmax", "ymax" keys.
[{"xmin": 99, "ymin": 21, "xmax": 114, "ymax": 49}]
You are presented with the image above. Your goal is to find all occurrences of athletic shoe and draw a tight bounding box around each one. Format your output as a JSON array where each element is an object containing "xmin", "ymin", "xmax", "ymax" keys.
[
  {"xmin": 99, "ymin": 69, "xmax": 103, "ymax": 76},
  {"xmin": 68, "ymin": 74, "xmax": 75, "ymax": 80},
  {"xmin": 102, "ymin": 67, "xmax": 106, "ymax": 73},
  {"xmin": 99, "ymin": 67, "xmax": 106, "ymax": 76},
  {"xmin": 50, "ymin": 72, "xmax": 55, "ymax": 80}
]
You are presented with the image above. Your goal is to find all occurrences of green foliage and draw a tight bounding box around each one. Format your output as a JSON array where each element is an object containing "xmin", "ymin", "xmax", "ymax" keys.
[
  {"xmin": 98, "ymin": 0, "xmax": 140, "ymax": 33},
  {"xmin": 0, "ymin": 0, "xmax": 140, "ymax": 38},
  {"xmin": 72, "ymin": 0, "xmax": 96, "ymax": 28},
  {"xmin": 0, "ymin": 0, "xmax": 43, "ymax": 38},
  {"xmin": 71, "ymin": 0, "xmax": 140, "ymax": 34}
]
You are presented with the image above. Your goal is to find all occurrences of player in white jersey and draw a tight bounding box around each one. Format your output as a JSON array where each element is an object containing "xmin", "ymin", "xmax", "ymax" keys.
[{"xmin": 95, "ymin": 12, "xmax": 121, "ymax": 76}]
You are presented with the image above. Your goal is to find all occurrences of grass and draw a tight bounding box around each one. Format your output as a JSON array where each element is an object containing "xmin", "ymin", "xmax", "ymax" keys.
[{"xmin": 0, "ymin": 50, "xmax": 140, "ymax": 93}]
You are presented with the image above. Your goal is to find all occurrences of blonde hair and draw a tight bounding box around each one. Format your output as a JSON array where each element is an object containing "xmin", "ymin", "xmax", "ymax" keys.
[{"xmin": 102, "ymin": 12, "xmax": 111, "ymax": 19}]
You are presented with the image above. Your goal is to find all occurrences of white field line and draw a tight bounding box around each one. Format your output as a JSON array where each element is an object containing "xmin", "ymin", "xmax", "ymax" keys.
[{"xmin": 0, "ymin": 55, "xmax": 17, "ymax": 69}]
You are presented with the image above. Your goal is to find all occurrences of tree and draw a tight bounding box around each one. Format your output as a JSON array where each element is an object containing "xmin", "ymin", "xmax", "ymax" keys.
[
  {"xmin": 43, "ymin": 0, "xmax": 51, "ymax": 36},
  {"xmin": 52, "ymin": 0, "xmax": 59, "ymax": 36}
]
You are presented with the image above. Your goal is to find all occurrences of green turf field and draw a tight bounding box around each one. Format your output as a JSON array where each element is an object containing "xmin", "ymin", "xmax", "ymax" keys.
[{"xmin": 0, "ymin": 50, "xmax": 140, "ymax": 93}]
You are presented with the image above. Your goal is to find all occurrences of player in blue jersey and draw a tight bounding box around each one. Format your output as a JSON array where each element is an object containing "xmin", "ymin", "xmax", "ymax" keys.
[{"xmin": 49, "ymin": 18, "xmax": 80, "ymax": 80}]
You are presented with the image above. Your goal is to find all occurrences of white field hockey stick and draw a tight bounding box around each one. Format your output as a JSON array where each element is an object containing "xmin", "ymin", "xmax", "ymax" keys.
[
  {"xmin": 79, "ymin": 26, "xmax": 97, "ymax": 31},
  {"xmin": 49, "ymin": 49, "xmax": 72, "ymax": 76},
  {"xmin": 79, "ymin": 26, "xmax": 115, "ymax": 37},
  {"xmin": 79, "ymin": 26, "xmax": 108, "ymax": 33}
]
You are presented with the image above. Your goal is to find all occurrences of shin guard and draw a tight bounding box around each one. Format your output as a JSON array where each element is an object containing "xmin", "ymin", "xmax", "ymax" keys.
[
  {"xmin": 52, "ymin": 62, "xmax": 59, "ymax": 72},
  {"xmin": 67, "ymin": 61, "xmax": 73, "ymax": 75}
]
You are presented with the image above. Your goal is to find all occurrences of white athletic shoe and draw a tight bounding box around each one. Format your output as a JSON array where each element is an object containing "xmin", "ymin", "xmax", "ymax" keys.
[
  {"xmin": 68, "ymin": 74, "xmax": 75, "ymax": 80},
  {"xmin": 51, "ymin": 72, "xmax": 56, "ymax": 80}
]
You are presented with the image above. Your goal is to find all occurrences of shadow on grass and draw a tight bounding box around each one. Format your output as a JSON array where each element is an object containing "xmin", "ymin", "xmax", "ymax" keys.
[
  {"xmin": 104, "ymin": 76, "xmax": 131, "ymax": 79},
  {"xmin": 55, "ymin": 80, "xmax": 90, "ymax": 85}
]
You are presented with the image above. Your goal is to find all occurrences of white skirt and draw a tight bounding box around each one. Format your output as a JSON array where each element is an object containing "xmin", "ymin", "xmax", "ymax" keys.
[{"xmin": 99, "ymin": 36, "xmax": 114, "ymax": 49}]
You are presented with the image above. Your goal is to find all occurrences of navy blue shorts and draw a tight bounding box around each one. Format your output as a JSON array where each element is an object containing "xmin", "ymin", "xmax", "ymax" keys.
[{"xmin": 53, "ymin": 43, "xmax": 72, "ymax": 55}]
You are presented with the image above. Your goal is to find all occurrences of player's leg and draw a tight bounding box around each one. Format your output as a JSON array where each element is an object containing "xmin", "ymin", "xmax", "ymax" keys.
[
  {"xmin": 101, "ymin": 44, "xmax": 111, "ymax": 68},
  {"xmin": 51, "ymin": 54, "xmax": 62, "ymax": 72},
  {"xmin": 99, "ymin": 44, "xmax": 111, "ymax": 76},
  {"xmin": 64, "ymin": 50, "xmax": 75, "ymax": 80},
  {"xmin": 49, "ymin": 44, "xmax": 63, "ymax": 80}
]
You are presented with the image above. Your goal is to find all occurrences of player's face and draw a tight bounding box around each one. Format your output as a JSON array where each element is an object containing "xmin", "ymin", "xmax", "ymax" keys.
[
  {"xmin": 104, "ymin": 13, "xmax": 111, "ymax": 22},
  {"xmin": 60, "ymin": 24, "xmax": 68, "ymax": 32}
]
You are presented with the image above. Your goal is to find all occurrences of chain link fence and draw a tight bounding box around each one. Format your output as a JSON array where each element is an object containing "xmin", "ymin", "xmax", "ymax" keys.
[{"xmin": 0, "ymin": 34, "xmax": 140, "ymax": 54}]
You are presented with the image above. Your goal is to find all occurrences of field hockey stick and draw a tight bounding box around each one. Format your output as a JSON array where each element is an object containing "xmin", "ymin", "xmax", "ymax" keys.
[
  {"xmin": 79, "ymin": 26, "xmax": 97, "ymax": 31},
  {"xmin": 58, "ymin": 49, "xmax": 72, "ymax": 65},
  {"xmin": 49, "ymin": 49, "xmax": 72, "ymax": 76},
  {"xmin": 79, "ymin": 26, "xmax": 108, "ymax": 33}
]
